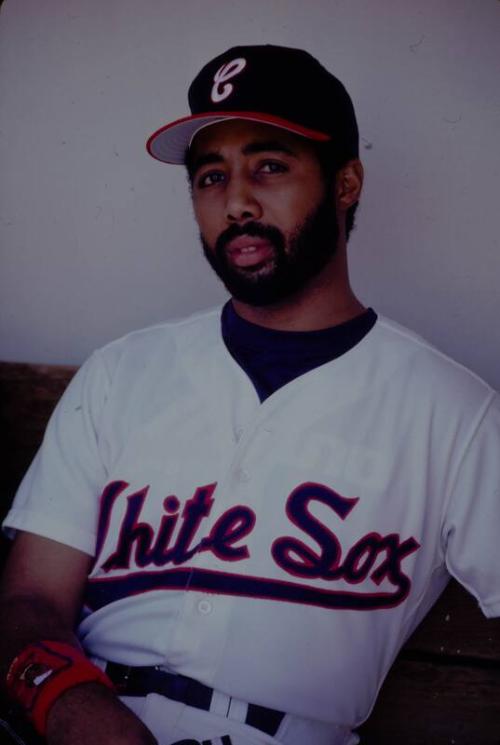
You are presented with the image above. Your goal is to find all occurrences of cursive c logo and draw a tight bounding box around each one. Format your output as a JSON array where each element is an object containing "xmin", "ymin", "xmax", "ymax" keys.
[{"xmin": 211, "ymin": 58, "xmax": 247, "ymax": 103}]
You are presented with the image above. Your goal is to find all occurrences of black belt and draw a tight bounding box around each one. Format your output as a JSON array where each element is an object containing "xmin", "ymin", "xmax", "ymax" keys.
[{"xmin": 105, "ymin": 662, "xmax": 285, "ymax": 737}]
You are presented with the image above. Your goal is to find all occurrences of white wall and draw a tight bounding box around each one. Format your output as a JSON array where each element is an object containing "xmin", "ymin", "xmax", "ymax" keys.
[{"xmin": 1, "ymin": 0, "xmax": 499, "ymax": 389}]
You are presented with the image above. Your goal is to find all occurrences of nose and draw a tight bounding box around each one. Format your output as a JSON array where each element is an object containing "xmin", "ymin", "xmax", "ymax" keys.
[{"xmin": 225, "ymin": 177, "xmax": 262, "ymax": 223}]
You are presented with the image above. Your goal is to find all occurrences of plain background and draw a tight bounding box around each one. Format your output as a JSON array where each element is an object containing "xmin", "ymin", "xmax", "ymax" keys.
[{"xmin": 1, "ymin": 0, "xmax": 499, "ymax": 390}]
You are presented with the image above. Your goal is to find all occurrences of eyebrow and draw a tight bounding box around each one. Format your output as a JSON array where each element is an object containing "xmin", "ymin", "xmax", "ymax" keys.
[
  {"xmin": 188, "ymin": 139, "xmax": 297, "ymax": 178},
  {"xmin": 242, "ymin": 140, "xmax": 296, "ymax": 157}
]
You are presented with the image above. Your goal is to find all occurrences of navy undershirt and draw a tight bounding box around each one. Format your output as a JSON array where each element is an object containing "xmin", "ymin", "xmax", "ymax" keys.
[{"xmin": 221, "ymin": 301, "xmax": 377, "ymax": 402}]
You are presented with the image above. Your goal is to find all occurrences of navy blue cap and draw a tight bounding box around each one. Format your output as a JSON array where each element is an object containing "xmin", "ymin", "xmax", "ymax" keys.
[{"xmin": 146, "ymin": 44, "xmax": 359, "ymax": 165}]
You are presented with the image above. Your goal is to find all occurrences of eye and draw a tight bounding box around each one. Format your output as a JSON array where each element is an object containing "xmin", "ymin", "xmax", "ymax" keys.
[
  {"xmin": 196, "ymin": 170, "xmax": 225, "ymax": 189},
  {"xmin": 258, "ymin": 160, "xmax": 288, "ymax": 175}
]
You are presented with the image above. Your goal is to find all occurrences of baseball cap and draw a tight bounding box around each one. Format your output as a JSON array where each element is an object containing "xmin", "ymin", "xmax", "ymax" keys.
[{"xmin": 146, "ymin": 44, "xmax": 359, "ymax": 165}]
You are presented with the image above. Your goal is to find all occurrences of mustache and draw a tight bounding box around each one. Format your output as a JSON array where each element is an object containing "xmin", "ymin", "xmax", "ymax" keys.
[{"xmin": 215, "ymin": 221, "xmax": 285, "ymax": 256}]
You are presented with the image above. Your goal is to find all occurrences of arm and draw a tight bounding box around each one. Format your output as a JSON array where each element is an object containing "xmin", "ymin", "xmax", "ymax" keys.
[{"xmin": 0, "ymin": 531, "xmax": 157, "ymax": 745}]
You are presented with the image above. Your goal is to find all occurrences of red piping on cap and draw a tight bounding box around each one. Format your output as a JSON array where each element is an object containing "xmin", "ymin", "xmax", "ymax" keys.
[{"xmin": 146, "ymin": 110, "xmax": 331, "ymax": 163}]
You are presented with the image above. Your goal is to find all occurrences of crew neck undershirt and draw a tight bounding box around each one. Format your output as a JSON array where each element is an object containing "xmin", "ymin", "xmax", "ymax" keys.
[{"xmin": 221, "ymin": 301, "xmax": 377, "ymax": 402}]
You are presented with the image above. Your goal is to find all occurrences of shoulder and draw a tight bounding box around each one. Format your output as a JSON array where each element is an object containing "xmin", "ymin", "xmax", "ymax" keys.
[
  {"xmin": 64, "ymin": 306, "xmax": 224, "ymax": 409},
  {"xmin": 101, "ymin": 304, "xmax": 222, "ymax": 354},
  {"xmin": 367, "ymin": 314, "xmax": 496, "ymax": 414},
  {"xmin": 93, "ymin": 305, "xmax": 223, "ymax": 375}
]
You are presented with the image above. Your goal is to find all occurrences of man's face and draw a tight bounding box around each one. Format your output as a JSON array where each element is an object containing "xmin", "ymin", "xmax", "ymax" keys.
[{"xmin": 189, "ymin": 120, "xmax": 339, "ymax": 306}]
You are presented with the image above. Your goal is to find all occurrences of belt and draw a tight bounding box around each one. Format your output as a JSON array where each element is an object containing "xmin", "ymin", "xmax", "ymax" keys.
[{"xmin": 105, "ymin": 662, "xmax": 285, "ymax": 737}]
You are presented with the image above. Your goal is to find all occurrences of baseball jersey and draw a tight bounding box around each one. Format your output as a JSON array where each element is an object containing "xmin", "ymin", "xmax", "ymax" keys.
[
  {"xmin": 221, "ymin": 301, "xmax": 377, "ymax": 401},
  {"xmin": 4, "ymin": 307, "xmax": 500, "ymax": 739}
]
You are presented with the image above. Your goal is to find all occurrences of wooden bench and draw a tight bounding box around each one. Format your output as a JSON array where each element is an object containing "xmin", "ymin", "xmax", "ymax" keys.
[{"xmin": 1, "ymin": 361, "xmax": 499, "ymax": 743}]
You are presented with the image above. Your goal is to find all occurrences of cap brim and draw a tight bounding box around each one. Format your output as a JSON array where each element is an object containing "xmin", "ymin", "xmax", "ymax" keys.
[{"xmin": 146, "ymin": 111, "xmax": 330, "ymax": 164}]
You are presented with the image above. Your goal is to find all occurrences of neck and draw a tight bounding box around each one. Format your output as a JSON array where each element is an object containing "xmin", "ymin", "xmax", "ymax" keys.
[{"xmin": 231, "ymin": 249, "xmax": 365, "ymax": 332}]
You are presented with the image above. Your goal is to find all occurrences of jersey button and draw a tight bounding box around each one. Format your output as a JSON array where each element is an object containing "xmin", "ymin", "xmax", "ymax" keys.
[{"xmin": 198, "ymin": 599, "xmax": 212, "ymax": 615}]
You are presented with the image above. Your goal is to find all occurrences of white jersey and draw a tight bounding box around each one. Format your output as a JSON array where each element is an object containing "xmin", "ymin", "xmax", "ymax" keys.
[{"xmin": 4, "ymin": 308, "xmax": 500, "ymax": 739}]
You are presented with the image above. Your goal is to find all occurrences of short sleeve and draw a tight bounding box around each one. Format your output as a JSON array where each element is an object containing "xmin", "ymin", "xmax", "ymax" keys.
[
  {"xmin": 2, "ymin": 351, "xmax": 111, "ymax": 555},
  {"xmin": 443, "ymin": 393, "xmax": 500, "ymax": 617}
]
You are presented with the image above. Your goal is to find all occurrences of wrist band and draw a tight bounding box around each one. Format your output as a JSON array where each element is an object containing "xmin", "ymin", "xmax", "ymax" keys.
[{"xmin": 6, "ymin": 640, "xmax": 114, "ymax": 736}]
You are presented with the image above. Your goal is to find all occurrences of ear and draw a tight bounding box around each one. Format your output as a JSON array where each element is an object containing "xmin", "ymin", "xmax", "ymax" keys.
[{"xmin": 335, "ymin": 159, "xmax": 364, "ymax": 212}]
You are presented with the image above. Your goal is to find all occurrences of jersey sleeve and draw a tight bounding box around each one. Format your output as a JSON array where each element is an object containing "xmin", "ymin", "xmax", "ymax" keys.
[
  {"xmin": 2, "ymin": 350, "xmax": 112, "ymax": 556},
  {"xmin": 443, "ymin": 392, "xmax": 500, "ymax": 618}
]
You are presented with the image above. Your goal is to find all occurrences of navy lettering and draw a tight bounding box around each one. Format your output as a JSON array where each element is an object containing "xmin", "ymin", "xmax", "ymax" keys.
[
  {"xmin": 272, "ymin": 483, "xmax": 419, "ymax": 599},
  {"xmin": 102, "ymin": 485, "xmax": 217, "ymax": 571},
  {"xmin": 149, "ymin": 496, "xmax": 180, "ymax": 565},
  {"xmin": 370, "ymin": 533, "xmax": 421, "ymax": 593},
  {"xmin": 201, "ymin": 506, "xmax": 256, "ymax": 561},
  {"xmin": 169, "ymin": 485, "xmax": 216, "ymax": 564},
  {"xmin": 102, "ymin": 487, "xmax": 153, "ymax": 570},
  {"xmin": 340, "ymin": 533, "xmax": 383, "ymax": 583},
  {"xmin": 272, "ymin": 482, "xmax": 358, "ymax": 578},
  {"xmin": 93, "ymin": 480, "xmax": 130, "ymax": 567},
  {"xmin": 92, "ymin": 479, "xmax": 421, "ymax": 612}
]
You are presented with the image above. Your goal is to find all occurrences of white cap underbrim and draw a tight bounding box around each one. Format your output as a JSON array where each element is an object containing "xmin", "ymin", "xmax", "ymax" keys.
[{"xmin": 146, "ymin": 111, "xmax": 330, "ymax": 164}]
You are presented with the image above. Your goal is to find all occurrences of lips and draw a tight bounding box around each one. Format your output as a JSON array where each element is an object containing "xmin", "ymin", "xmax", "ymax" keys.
[{"xmin": 225, "ymin": 235, "xmax": 275, "ymax": 268}]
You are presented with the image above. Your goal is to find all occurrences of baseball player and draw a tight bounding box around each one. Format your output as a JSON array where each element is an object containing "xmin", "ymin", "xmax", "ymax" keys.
[{"xmin": 1, "ymin": 44, "xmax": 499, "ymax": 745}]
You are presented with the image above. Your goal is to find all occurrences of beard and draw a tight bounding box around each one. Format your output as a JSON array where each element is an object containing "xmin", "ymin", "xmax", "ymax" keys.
[{"xmin": 200, "ymin": 189, "xmax": 339, "ymax": 307}]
